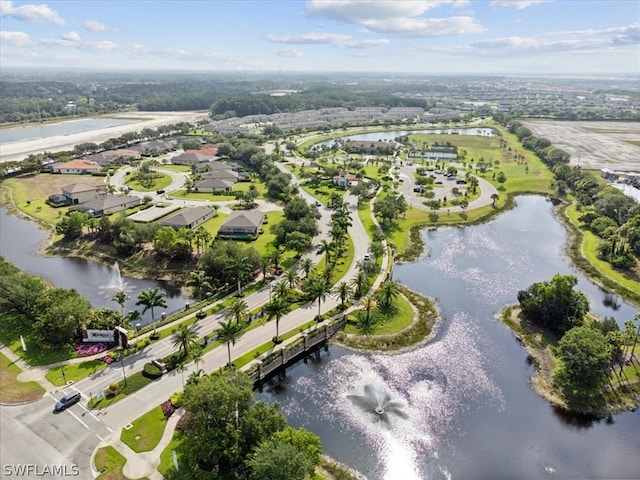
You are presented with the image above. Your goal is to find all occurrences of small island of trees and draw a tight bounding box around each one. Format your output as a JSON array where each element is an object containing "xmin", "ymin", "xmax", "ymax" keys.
[{"xmin": 503, "ymin": 273, "xmax": 639, "ymax": 415}]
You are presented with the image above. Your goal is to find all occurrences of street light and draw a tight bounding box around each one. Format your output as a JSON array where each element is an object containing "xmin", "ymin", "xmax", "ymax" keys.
[
  {"xmin": 119, "ymin": 353, "xmax": 128, "ymax": 387},
  {"xmin": 60, "ymin": 365, "xmax": 66, "ymax": 384},
  {"xmin": 268, "ymin": 283, "xmax": 272, "ymax": 302}
]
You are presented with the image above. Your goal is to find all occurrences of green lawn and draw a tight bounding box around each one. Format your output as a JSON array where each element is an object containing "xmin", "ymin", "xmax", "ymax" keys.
[
  {"xmin": 343, "ymin": 291, "xmax": 414, "ymax": 335},
  {"xmin": 46, "ymin": 359, "xmax": 107, "ymax": 387},
  {"xmin": 157, "ymin": 430, "xmax": 184, "ymax": 478},
  {"xmin": 125, "ymin": 172, "xmax": 173, "ymax": 192},
  {"xmin": 0, "ymin": 352, "xmax": 45, "ymax": 404},
  {"xmin": 565, "ymin": 204, "xmax": 640, "ymax": 295},
  {"xmin": 120, "ymin": 405, "xmax": 168, "ymax": 453},
  {"xmin": 93, "ymin": 445, "xmax": 148, "ymax": 480}
]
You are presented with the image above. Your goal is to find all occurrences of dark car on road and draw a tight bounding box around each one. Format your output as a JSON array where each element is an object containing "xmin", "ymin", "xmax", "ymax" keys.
[{"xmin": 54, "ymin": 391, "xmax": 81, "ymax": 411}]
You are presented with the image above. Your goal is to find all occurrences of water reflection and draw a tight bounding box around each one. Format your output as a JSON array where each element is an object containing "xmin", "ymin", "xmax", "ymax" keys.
[
  {"xmin": 257, "ymin": 196, "xmax": 640, "ymax": 480},
  {"xmin": 0, "ymin": 208, "xmax": 188, "ymax": 325}
]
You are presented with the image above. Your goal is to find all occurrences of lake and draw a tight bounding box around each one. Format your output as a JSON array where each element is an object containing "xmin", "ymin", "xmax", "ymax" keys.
[
  {"xmin": 0, "ymin": 118, "xmax": 135, "ymax": 144},
  {"xmin": 256, "ymin": 195, "xmax": 640, "ymax": 480},
  {"xmin": 0, "ymin": 208, "xmax": 189, "ymax": 325}
]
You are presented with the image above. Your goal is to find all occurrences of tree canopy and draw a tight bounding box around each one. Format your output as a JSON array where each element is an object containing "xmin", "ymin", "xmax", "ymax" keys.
[{"xmin": 517, "ymin": 274, "xmax": 589, "ymax": 335}]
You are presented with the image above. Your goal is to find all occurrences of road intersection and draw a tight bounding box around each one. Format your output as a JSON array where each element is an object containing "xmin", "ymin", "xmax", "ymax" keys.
[{"xmin": 1, "ymin": 141, "xmax": 496, "ymax": 479}]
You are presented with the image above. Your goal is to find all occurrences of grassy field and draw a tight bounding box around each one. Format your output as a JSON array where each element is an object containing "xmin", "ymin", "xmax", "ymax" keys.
[
  {"xmin": 93, "ymin": 445, "xmax": 148, "ymax": 480},
  {"xmin": 343, "ymin": 290, "xmax": 414, "ymax": 335},
  {"xmin": 0, "ymin": 352, "xmax": 45, "ymax": 404},
  {"xmin": 125, "ymin": 172, "xmax": 172, "ymax": 192},
  {"xmin": 120, "ymin": 405, "xmax": 168, "ymax": 453}
]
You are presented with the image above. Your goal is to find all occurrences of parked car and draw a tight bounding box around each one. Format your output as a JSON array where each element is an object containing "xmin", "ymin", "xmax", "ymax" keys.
[
  {"xmin": 156, "ymin": 189, "xmax": 165, "ymax": 194},
  {"xmin": 54, "ymin": 391, "xmax": 81, "ymax": 411}
]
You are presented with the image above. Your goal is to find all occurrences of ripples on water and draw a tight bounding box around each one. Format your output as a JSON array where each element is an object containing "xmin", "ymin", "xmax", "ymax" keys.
[{"xmin": 279, "ymin": 314, "xmax": 503, "ymax": 479}]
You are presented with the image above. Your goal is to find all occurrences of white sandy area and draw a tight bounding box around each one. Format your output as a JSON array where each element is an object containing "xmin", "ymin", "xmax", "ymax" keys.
[{"xmin": 0, "ymin": 111, "xmax": 211, "ymax": 164}]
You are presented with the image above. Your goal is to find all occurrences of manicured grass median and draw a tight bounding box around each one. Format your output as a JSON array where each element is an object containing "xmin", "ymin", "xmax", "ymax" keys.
[
  {"xmin": 120, "ymin": 405, "xmax": 168, "ymax": 453},
  {"xmin": 0, "ymin": 352, "xmax": 45, "ymax": 404}
]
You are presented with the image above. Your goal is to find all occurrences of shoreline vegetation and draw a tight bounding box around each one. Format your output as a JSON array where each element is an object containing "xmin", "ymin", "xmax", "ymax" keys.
[
  {"xmin": 499, "ymin": 306, "xmax": 640, "ymax": 417},
  {"xmin": 1, "ymin": 119, "xmax": 638, "ymax": 422}
]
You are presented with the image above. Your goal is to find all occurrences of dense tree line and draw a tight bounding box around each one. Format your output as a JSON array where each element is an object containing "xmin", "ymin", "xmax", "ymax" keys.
[
  {"xmin": 517, "ymin": 273, "xmax": 639, "ymax": 403},
  {"xmin": 0, "ymin": 257, "xmax": 103, "ymax": 350},
  {"xmin": 210, "ymin": 83, "xmax": 429, "ymax": 117},
  {"xmin": 493, "ymin": 113, "xmax": 640, "ymax": 272},
  {"xmin": 169, "ymin": 369, "xmax": 321, "ymax": 479}
]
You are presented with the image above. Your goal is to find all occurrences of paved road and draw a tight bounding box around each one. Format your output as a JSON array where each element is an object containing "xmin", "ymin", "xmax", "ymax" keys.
[
  {"xmin": 1, "ymin": 393, "xmax": 114, "ymax": 479},
  {"xmin": 0, "ymin": 140, "xmax": 383, "ymax": 476},
  {"xmin": 60, "ymin": 147, "xmax": 372, "ymax": 433}
]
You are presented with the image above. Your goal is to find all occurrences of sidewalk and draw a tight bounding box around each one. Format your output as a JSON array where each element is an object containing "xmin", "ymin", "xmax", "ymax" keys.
[{"xmin": 94, "ymin": 407, "xmax": 184, "ymax": 480}]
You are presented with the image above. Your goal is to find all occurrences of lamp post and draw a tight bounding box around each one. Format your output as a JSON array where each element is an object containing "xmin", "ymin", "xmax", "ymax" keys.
[
  {"xmin": 268, "ymin": 283, "xmax": 272, "ymax": 302},
  {"xmin": 119, "ymin": 353, "xmax": 128, "ymax": 387},
  {"xmin": 60, "ymin": 365, "xmax": 66, "ymax": 384}
]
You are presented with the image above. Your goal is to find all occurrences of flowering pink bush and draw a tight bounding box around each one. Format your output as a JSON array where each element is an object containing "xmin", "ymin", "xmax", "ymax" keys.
[
  {"xmin": 176, "ymin": 412, "xmax": 192, "ymax": 435},
  {"xmin": 99, "ymin": 355, "xmax": 114, "ymax": 364},
  {"xmin": 74, "ymin": 343, "xmax": 108, "ymax": 357},
  {"xmin": 161, "ymin": 400, "xmax": 176, "ymax": 419}
]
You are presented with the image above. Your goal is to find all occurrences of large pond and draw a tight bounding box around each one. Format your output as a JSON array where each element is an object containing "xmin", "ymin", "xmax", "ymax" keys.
[
  {"xmin": 314, "ymin": 127, "xmax": 495, "ymax": 149},
  {"xmin": 0, "ymin": 208, "xmax": 189, "ymax": 325},
  {"xmin": 0, "ymin": 118, "xmax": 135, "ymax": 144},
  {"xmin": 257, "ymin": 195, "xmax": 640, "ymax": 480}
]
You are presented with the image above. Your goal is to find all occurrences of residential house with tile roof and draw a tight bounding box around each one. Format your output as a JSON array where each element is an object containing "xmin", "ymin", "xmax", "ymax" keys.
[
  {"xmin": 218, "ymin": 210, "xmax": 265, "ymax": 239},
  {"xmin": 52, "ymin": 159, "xmax": 101, "ymax": 174},
  {"xmin": 159, "ymin": 206, "xmax": 216, "ymax": 230}
]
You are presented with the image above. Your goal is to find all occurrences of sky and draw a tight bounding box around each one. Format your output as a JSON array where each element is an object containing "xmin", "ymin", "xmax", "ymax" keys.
[{"xmin": 1, "ymin": 0, "xmax": 639, "ymax": 75}]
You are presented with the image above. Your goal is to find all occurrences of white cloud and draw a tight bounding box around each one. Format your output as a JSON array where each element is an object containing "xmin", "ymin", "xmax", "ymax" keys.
[
  {"xmin": 265, "ymin": 32, "xmax": 389, "ymax": 49},
  {"xmin": 363, "ymin": 15, "xmax": 486, "ymax": 36},
  {"xmin": 275, "ymin": 47, "xmax": 304, "ymax": 57},
  {"xmin": 0, "ymin": 0, "xmax": 65, "ymax": 25},
  {"xmin": 490, "ymin": 0, "xmax": 552, "ymax": 9},
  {"xmin": 306, "ymin": 0, "xmax": 482, "ymax": 36},
  {"xmin": 61, "ymin": 31, "xmax": 80, "ymax": 42},
  {"xmin": 83, "ymin": 19, "xmax": 108, "ymax": 32},
  {"xmin": 0, "ymin": 30, "xmax": 32, "ymax": 47}
]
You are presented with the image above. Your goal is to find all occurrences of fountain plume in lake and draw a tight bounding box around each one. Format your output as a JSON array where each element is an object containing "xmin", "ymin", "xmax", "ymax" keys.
[
  {"xmin": 99, "ymin": 262, "xmax": 134, "ymax": 297},
  {"xmin": 347, "ymin": 384, "xmax": 408, "ymax": 426},
  {"xmin": 276, "ymin": 313, "xmax": 503, "ymax": 480}
]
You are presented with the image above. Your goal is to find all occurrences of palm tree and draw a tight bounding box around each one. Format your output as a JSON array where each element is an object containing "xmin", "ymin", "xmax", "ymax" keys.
[
  {"xmin": 356, "ymin": 310, "xmax": 377, "ymax": 336},
  {"xmin": 136, "ymin": 287, "xmax": 167, "ymax": 336},
  {"xmin": 316, "ymin": 239, "xmax": 333, "ymax": 266},
  {"xmin": 300, "ymin": 258, "xmax": 315, "ymax": 279},
  {"xmin": 378, "ymin": 281, "xmax": 399, "ymax": 308},
  {"xmin": 260, "ymin": 255, "xmax": 272, "ymax": 281},
  {"xmin": 264, "ymin": 297, "xmax": 289, "ymax": 342},
  {"xmin": 172, "ymin": 324, "xmax": 198, "ymax": 358},
  {"xmin": 333, "ymin": 281, "xmax": 352, "ymax": 309},
  {"xmin": 307, "ymin": 277, "xmax": 331, "ymax": 321},
  {"xmin": 177, "ymin": 362, "xmax": 188, "ymax": 387},
  {"xmin": 270, "ymin": 248, "xmax": 282, "ymax": 271},
  {"xmin": 225, "ymin": 256, "xmax": 253, "ymax": 296},
  {"xmin": 283, "ymin": 269, "xmax": 299, "ymax": 289},
  {"xmin": 273, "ymin": 280, "xmax": 289, "ymax": 300},
  {"xmin": 350, "ymin": 270, "xmax": 369, "ymax": 299},
  {"xmin": 193, "ymin": 227, "xmax": 212, "ymax": 255},
  {"xmin": 111, "ymin": 289, "xmax": 129, "ymax": 316},
  {"xmin": 190, "ymin": 345, "xmax": 204, "ymax": 370},
  {"xmin": 225, "ymin": 298, "xmax": 249, "ymax": 325},
  {"xmin": 491, "ymin": 193, "xmax": 499, "ymax": 207},
  {"xmin": 217, "ymin": 319, "xmax": 244, "ymax": 366},
  {"xmin": 187, "ymin": 270, "xmax": 212, "ymax": 300},
  {"xmin": 360, "ymin": 295, "xmax": 377, "ymax": 325}
]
